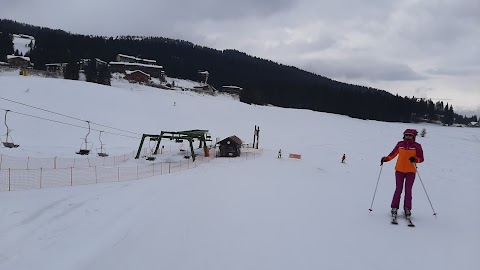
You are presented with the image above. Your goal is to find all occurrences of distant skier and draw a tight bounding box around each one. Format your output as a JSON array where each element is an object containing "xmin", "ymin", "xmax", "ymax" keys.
[
  {"xmin": 380, "ymin": 129, "xmax": 424, "ymax": 218},
  {"xmin": 341, "ymin": 154, "xmax": 346, "ymax": 163},
  {"xmin": 278, "ymin": 149, "xmax": 282, "ymax": 158}
]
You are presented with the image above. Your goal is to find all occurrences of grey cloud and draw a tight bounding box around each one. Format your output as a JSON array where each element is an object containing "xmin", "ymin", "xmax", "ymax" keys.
[
  {"xmin": 1, "ymin": 0, "xmax": 479, "ymax": 115},
  {"xmin": 300, "ymin": 59, "xmax": 424, "ymax": 82},
  {"xmin": 130, "ymin": 0, "xmax": 297, "ymax": 22},
  {"xmin": 426, "ymin": 66, "xmax": 480, "ymax": 76}
]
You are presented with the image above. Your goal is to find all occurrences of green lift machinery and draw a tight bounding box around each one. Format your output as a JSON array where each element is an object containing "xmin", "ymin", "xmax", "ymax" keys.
[{"xmin": 135, "ymin": 129, "xmax": 212, "ymax": 162}]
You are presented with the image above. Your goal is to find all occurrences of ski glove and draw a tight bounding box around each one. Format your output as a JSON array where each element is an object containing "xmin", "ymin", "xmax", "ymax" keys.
[
  {"xmin": 409, "ymin": 156, "xmax": 416, "ymax": 163},
  {"xmin": 380, "ymin": 157, "xmax": 385, "ymax": 166}
]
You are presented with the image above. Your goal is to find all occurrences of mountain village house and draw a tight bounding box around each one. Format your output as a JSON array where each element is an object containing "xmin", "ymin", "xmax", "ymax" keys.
[
  {"xmin": 221, "ymin": 85, "xmax": 243, "ymax": 95},
  {"xmin": 7, "ymin": 55, "xmax": 32, "ymax": 68},
  {"xmin": 45, "ymin": 63, "xmax": 66, "ymax": 73},
  {"xmin": 125, "ymin": 70, "xmax": 151, "ymax": 83},
  {"xmin": 109, "ymin": 54, "xmax": 165, "ymax": 81},
  {"xmin": 217, "ymin": 135, "xmax": 243, "ymax": 157}
]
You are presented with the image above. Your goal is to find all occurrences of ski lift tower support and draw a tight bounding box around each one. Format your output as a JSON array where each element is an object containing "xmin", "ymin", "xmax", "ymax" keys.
[{"xmin": 135, "ymin": 129, "xmax": 212, "ymax": 162}]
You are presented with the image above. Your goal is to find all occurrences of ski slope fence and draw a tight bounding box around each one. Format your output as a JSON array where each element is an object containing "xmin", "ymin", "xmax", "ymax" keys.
[
  {"xmin": 0, "ymin": 149, "xmax": 149, "ymax": 170},
  {"xmin": 0, "ymin": 148, "xmax": 263, "ymax": 192}
]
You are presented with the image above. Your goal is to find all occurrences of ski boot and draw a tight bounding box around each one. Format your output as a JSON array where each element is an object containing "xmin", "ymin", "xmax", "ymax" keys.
[
  {"xmin": 404, "ymin": 209, "xmax": 411, "ymax": 217},
  {"xmin": 391, "ymin": 208, "xmax": 398, "ymax": 224}
]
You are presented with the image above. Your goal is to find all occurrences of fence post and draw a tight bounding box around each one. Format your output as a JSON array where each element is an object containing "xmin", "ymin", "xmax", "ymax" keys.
[
  {"xmin": 73, "ymin": 158, "xmax": 76, "ymax": 168},
  {"xmin": 54, "ymin": 156, "xmax": 57, "ymax": 169},
  {"xmin": 70, "ymin": 167, "xmax": 73, "ymax": 186},
  {"xmin": 169, "ymin": 162, "xmax": 171, "ymax": 173},
  {"xmin": 40, "ymin": 167, "xmax": 42, "ymax": 189},
  {"xmin": 118, "ymin": 167, "xmax": 120, "ymax": 182},
  {"xmin": 27, "ymin": 157, "xmax": 30, "ymax": 170},
  {"xmin": 8, "ymin": 168, "xmax": 11, "ymax": 191}
]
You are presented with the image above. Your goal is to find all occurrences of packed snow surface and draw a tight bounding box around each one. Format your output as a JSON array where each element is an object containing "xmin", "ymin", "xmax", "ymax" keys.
[{"xmin": 0, "ymin": 71, "xmax": 479, "ymax": 270}]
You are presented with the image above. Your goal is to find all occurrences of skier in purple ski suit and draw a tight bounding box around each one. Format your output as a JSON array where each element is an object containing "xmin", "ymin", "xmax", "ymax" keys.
[{"xmin": 381, "ymin": 129, "xmax": 424, "ymax": 217}]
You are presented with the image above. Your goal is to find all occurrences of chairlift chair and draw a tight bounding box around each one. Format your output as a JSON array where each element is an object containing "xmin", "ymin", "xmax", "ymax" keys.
[
  {"xmin": 76, "ymin": 121, "xmax": 92, "ymax": 155},
  {"xmin": 96, "ymin": 131, "xmax": 109, "ymax": 157},
  {"xmin": 146, "ymin": 140, "xmax": 156, "ymax": 161},
  {"xmin": 2, "ymin": 110, "xmax": 19, "ymax": 148}
]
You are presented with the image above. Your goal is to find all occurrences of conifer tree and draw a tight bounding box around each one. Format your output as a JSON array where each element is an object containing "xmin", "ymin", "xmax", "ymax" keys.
[
  {"xmin": 85, "ymin": 58, "xmax": 97, "ymax": 83},
  {"xmin": 97, "ymin": 64, "xmax": 111, "ymax": 85},
  {"xmin": 64, "ymin": 60, "xmax": 80, "ymax": 80},
  {"xmin": 0, "ymin": 32, "xmax": 14, "ymax": 61}
]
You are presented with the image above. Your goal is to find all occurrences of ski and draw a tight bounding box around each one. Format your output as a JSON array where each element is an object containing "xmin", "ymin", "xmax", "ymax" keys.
[
  {"xmin": 391, "ymin": 213, "xmax": 398, "ymax": 225},
  {"xmin": 405, "ymin": 216, "xmax": 415, "ymax": 227},
  {"xmin": 391, "ymin": 215, "xmax": 398, "ymax": 225}
]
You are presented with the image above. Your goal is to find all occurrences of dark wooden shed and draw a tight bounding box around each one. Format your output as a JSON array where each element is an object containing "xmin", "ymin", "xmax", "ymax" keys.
[
  {"xmin": 7, "ymin": 55, "xmax": 32, "ymax": 68},
  {"xmin": 217, "ymin": 135, "xmax": 242, "ymax": 157},
  {"xmin": 125, "ymin": 70, "xmax": 151, "ymax": 82}
]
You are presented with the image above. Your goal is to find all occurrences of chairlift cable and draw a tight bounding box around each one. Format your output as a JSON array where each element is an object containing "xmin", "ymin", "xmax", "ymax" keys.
[
  {"xmin": 99, "ymin": 131, "xmax": 104, "ymax": 148},
  {"xmin": 3, "ymin": 110, "xmax": 12, "ymax": 142},
  {"xmin": 4, "ymin": 110, "xmax": 10, "ymax": 135},
  {"xmin": 0, "ymin": 107, "xmax": 140, "ymax": 139},
  {"xmin": 83, "ymin": 120, "xmax": 91, "ymax": 144},
  {"xmin": 0, "ymin": 96, "xmax": 141, "ymax": 136}
]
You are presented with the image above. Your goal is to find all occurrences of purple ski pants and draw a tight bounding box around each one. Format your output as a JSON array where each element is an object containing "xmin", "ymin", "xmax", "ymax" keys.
[{"xmin": 391, "ymin": 171, "xmax": 416, "ymax": 210}]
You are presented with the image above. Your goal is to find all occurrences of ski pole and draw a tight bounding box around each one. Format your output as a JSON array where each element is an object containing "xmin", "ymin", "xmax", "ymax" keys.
[
  {"xmin": 368, "ymin": 164, "xmax": 384, "ymax": 212},
  {"xmin": 415, "ymin": 166, "xmax": 438, "ymax": 217}
]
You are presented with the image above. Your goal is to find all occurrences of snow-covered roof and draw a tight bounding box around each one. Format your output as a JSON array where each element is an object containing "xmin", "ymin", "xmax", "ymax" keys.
[
  {"xmin": 198, "ymin": 71, "xmax": 209, "ymax": 75},
  {"xmin": 117, "ymin": 54, "xmax": 156, "ymax": 63},
  {"xmin": 110, "ymin": 61, "xmax": 163, "ymax": 69},
  {"xmin": 95, "ymin": 58, "xmax": 107, "ymax": 65},
  {"xmin": 222, "ymin": 85, "xmax": 243, "ymax": 90},
  {"xmin": 7, "ymin": 55, "xmax": 31, "ymax": 61},
  {"xmin": 126, "ymin": 70, "xmax": 150, "ymax": 77},
  {"xmin": 13, "ymin": 33, "xmax": 35, "ymax": 40}
]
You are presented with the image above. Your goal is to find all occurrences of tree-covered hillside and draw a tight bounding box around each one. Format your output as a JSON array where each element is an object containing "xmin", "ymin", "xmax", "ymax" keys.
[{"xmin": 0, "ymin": 19, "xmax": 477, "ymax": 124}]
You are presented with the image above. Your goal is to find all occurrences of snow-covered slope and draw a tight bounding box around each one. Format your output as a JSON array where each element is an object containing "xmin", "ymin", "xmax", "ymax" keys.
[
  {"xmin": 0, "ymin": 71, "xmax": 479, "ymax": 270},
  {"xmin": 12, "ymin": 34, "xmax": 35, "ymax": 56}
]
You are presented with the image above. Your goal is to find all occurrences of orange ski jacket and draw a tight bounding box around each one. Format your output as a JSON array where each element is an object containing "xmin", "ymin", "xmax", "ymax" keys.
[{"xmin": 384, "ymin": 140, "xmax": 424, "ymax": 173}]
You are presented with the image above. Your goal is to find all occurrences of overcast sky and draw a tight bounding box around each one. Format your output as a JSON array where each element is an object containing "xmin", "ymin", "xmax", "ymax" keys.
[{"xmin": 1, "ymin": 0, "xmax": 479, "ymax": 116}]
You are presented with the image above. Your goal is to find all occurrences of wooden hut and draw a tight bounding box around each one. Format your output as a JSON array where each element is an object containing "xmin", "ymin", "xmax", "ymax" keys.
[
  {"xmin": 7, "ymin": 55, "xmax": 32, "ymax": 68},
  {"xmin": 217, "ymin": 135, "xmax": 242, "ymax": 157},
  {"xmin": 125, "ymin": 70, "xmax": 151, "ymax": 82}
]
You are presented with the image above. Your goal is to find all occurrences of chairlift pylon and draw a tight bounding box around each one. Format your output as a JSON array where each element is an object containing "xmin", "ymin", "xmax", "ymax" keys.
[
  {"xmin": 2, "ymin": 110, "xmax": 19, "ymax": 148},
  {"xmin": 76, "ymin": 120, "xmax": 92, "ymax": 155},
  {"xmin": 97, "ymin": 131, "xmax": 109, "ymax": 157}
]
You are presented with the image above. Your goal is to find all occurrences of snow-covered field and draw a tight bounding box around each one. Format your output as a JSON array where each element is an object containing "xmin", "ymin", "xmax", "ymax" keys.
[{"xmin": 0, "ymin": 71, "xmax": 479, "ymax": 270}]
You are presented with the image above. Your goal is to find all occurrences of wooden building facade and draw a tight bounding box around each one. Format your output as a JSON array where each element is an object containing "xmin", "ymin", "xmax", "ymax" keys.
[
  {"xmin": 217, "ymin": 135, "xmax": 243, "ymax": 157},
  {"xmin": 125, "ymin": 70, "xmax": 151, "ymax": 83},
  {"xmin": 7, "ymin": 55, "xmax": 32, "ymax": 68}
]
